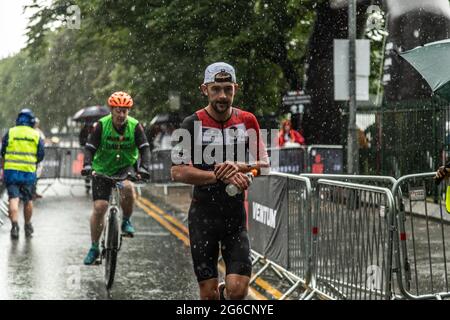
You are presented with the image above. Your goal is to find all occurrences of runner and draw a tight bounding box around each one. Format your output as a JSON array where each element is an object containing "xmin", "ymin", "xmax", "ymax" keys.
[{"xmin": 171, "ymin": 62, "xmax": 269, "ymax": 300}]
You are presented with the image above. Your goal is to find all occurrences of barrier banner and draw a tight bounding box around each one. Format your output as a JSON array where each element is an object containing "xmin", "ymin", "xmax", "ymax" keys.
[
  {"xmin": 248, "ymin": 175, "xmax": 288, "ymax": 268},
  {"xmin": 269, "ymin": 147, "xmax": 306, "ymax": 174}
]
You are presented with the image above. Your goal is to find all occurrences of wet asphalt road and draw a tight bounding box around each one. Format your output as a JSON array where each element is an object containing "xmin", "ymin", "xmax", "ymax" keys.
[{"xmin": 0, "ymin": 182, "xmax": 199, "ymax": 300}]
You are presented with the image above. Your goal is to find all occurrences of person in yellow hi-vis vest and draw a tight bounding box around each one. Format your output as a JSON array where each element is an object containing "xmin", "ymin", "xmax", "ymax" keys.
[
  {"xmin": 1, "ymin": 109, "xmax": 45, "ymax": 239},
  {"xmin": 435, "ymin": 165, "xmax": 450, "ymax": 212}
]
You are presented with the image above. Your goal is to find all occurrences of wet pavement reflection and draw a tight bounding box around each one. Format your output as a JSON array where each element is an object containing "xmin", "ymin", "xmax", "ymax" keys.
[{"xmin": 0, "ymin": 183, "xmax": 199, "ymax": 300}]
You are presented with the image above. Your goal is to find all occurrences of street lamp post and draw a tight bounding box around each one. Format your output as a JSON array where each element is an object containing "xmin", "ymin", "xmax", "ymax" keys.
[{"xmin": 347, "ymin": 0, "xmax": 359, "ymax": 174}]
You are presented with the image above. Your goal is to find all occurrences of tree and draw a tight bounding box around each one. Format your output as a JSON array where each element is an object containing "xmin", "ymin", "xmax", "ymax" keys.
[
  {"xmin": 24, "ymin": 0, "xmax": 316, "ymax": 121},
  {"xmin": 302, "ymin": 0, "xmax": 372, "ymax": 145}
]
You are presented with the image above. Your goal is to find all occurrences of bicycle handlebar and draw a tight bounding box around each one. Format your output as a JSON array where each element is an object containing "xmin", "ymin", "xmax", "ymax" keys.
[{"xmin": 89, "ymin": 172, "xmax": 148, "ymax": 184}]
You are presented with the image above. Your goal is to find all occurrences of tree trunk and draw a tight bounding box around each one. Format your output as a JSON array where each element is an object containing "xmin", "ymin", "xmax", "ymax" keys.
[{"xmin": 302, "ymin": 0, "xmax": 370, "ymax": 145}]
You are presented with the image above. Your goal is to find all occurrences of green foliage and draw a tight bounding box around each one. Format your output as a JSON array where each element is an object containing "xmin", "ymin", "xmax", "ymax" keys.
[{"xmin": 0, "ymin": 0, "xmax": 382, "ymax": 132}]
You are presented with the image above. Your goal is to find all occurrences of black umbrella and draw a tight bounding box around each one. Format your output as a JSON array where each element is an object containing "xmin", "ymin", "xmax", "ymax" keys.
[{"xmin": 73, "ymin": 105, "xmax": 110, "ymax": 122}]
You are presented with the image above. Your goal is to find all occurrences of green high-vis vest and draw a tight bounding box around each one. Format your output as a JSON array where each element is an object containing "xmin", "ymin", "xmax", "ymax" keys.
[
  {"xmin": 4, "ymin": 126, "xmax": 40, "ymax": 173},
  {"xmin": 446, "ymin": 186, "xmax": 450, "ymax": 214},
  {"xmin": 92, "ymin": 115, "xmax": 139, "ymax": 176}
]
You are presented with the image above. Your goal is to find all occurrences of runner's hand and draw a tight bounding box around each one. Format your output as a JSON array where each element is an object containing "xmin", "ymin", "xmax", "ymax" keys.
[
  {"xmin": 214, "ymin": 161, "xmax": 239, "ymax": 180},
  {"xmin": 223, "ymin": 172, "xmax": 251, "ymax": 191}
]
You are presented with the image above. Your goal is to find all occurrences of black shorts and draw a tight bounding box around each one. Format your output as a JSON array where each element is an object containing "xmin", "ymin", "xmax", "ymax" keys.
[
  {"xmin": 91, "ymin": 167, "xmax": 136, "ymax": 201},
  {"xmin": 91, "ymin": 176, "xmax": 115, "ymax": 201},
  {"xmin": 188, "ymin": 199, "xmax": 252, "ymax": 282}
]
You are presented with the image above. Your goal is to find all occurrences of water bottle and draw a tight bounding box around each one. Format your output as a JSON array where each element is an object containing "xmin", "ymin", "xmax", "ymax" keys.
[
  {"xmin": 225, "ymin": 169, "xmax": 258, "ymax": 197},
  {"xmin": 225, "ymin": 183, "xmax": 241, "ymax": 197}
]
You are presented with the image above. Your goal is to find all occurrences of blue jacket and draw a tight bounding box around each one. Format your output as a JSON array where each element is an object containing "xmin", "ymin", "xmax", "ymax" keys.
[{"xmin": 1, "ymin": 126, "xmax": 45, "ymax": 185}]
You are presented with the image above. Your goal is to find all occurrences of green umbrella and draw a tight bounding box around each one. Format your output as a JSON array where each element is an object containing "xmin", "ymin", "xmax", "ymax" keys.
[{"xmin": 400, "ymin": 39, "xmax": 450, "ymax": 101}]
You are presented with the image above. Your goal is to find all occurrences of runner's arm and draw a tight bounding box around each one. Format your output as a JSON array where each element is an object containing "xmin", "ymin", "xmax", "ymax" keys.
[{"xmin": 171, "ymin": 164, "xmax": 217, "ymax": 186}]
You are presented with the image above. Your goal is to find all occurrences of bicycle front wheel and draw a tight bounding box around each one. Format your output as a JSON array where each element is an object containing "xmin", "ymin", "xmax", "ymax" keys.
[
  {"xmin": 104, "ymin": 249, "xmax": 118, "ymax": 290},
  {"xmin": 104, "ymin": 208, "xmax": 119, "ymax": 290}
]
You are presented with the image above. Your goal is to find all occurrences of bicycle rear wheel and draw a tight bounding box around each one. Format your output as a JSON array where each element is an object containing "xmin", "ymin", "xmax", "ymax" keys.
[{"xmin": 104, "ymin": 208, "xmax": 119, "ymax": 290}]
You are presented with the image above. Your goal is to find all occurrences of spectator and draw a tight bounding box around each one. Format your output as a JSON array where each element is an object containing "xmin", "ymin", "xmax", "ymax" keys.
[
  {"xmin": 78, "ymin": 121, "xmax": 96, "ymax": 194},
  {"xmin": 79, "ymin": 121, "xmax": 96, "ymax": 147},
  {"xmin": 358, "ymin": 128, "xmax": 369, "ymax": 149},
  {"xmin": 278, "ymin": 119, "xmax": 305, "ymax": 147}
]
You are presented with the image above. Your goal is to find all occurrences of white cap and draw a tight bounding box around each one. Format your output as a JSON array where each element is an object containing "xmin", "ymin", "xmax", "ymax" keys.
[{"xmin": 203, "ymin": 62, "xmax": 237, "ymax": 84}]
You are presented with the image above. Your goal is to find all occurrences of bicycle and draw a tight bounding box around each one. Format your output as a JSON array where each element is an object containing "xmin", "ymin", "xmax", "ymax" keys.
[{"xmin": 88, "ymin": 170, "xmax": 146, "ymax": 290}]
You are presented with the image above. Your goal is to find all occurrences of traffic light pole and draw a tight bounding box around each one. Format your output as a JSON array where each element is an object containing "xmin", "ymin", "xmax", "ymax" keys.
[{"xmin": 347, "ymin": 0, "xmax": 359, "ymax": 174}]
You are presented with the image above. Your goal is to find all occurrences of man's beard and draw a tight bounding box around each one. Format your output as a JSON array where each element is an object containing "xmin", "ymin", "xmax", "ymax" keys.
[{"xmin": 211, "ymin": 100, "xmax": 231, "ymax": 114}]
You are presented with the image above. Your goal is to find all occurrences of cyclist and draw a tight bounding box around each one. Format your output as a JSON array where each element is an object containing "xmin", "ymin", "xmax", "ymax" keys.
[
  {"xmin": 1, "ymin": 109, "xmax": 45, "ymax": 239},
  {"xmin": 171, "ymin": 62, "xmax": 269, "ymax": 300},
  {"xmin": 81, "ymin": 91, "xmax": 151, "ymax": 265}
]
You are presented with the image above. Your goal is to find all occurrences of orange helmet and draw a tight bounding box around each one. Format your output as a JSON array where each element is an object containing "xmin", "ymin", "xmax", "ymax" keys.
[{"xmin": 108, "ymin": 91, "xmax": 134, "ymax": 108}]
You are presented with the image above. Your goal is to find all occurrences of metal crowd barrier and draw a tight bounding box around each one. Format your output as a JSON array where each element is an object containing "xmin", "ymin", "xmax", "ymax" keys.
[
  {"xmin": 249, "ymin": 172, "xmax": 450, "ymax": 300},
  {"xmin": 247, "ymin": 173, "xmax": 401, "ymax": 300},
  {"xmin": 36, "ymin": 147, "xmax": 86, "ymax": 193},
  {"xmin": 301, "ymin": 174, "xmax": 397, "ymax": 190},
  {"xmin": 248, "ymin": 172, "xmax": 315, "ymax": 299},
  {"xmin": 0, "ymin": 186, "xmax": 8, "ymax": 226},
  {"xmin": 283, "ymin": 173, "xmax": 313, "ymax": 295},
  {"xmin": 59, "ymin": 147, "xmax": 84, "ymax": 179},
  {"xmin": 392, "ymin": 172, "xmax": 450, "ymax": 300},
  {"xmin": 311, "ymin": 179, "xmax": 396, "ymax": 300},
  {"xmin": 39, "ymin": 147, "xmax": 60, "ymax": 179}
]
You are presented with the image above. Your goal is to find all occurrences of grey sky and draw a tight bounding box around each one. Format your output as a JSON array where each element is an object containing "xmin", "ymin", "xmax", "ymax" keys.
[{"xmin": 0, "ymin": 0, "xmax": 34, "ymax": 59}]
